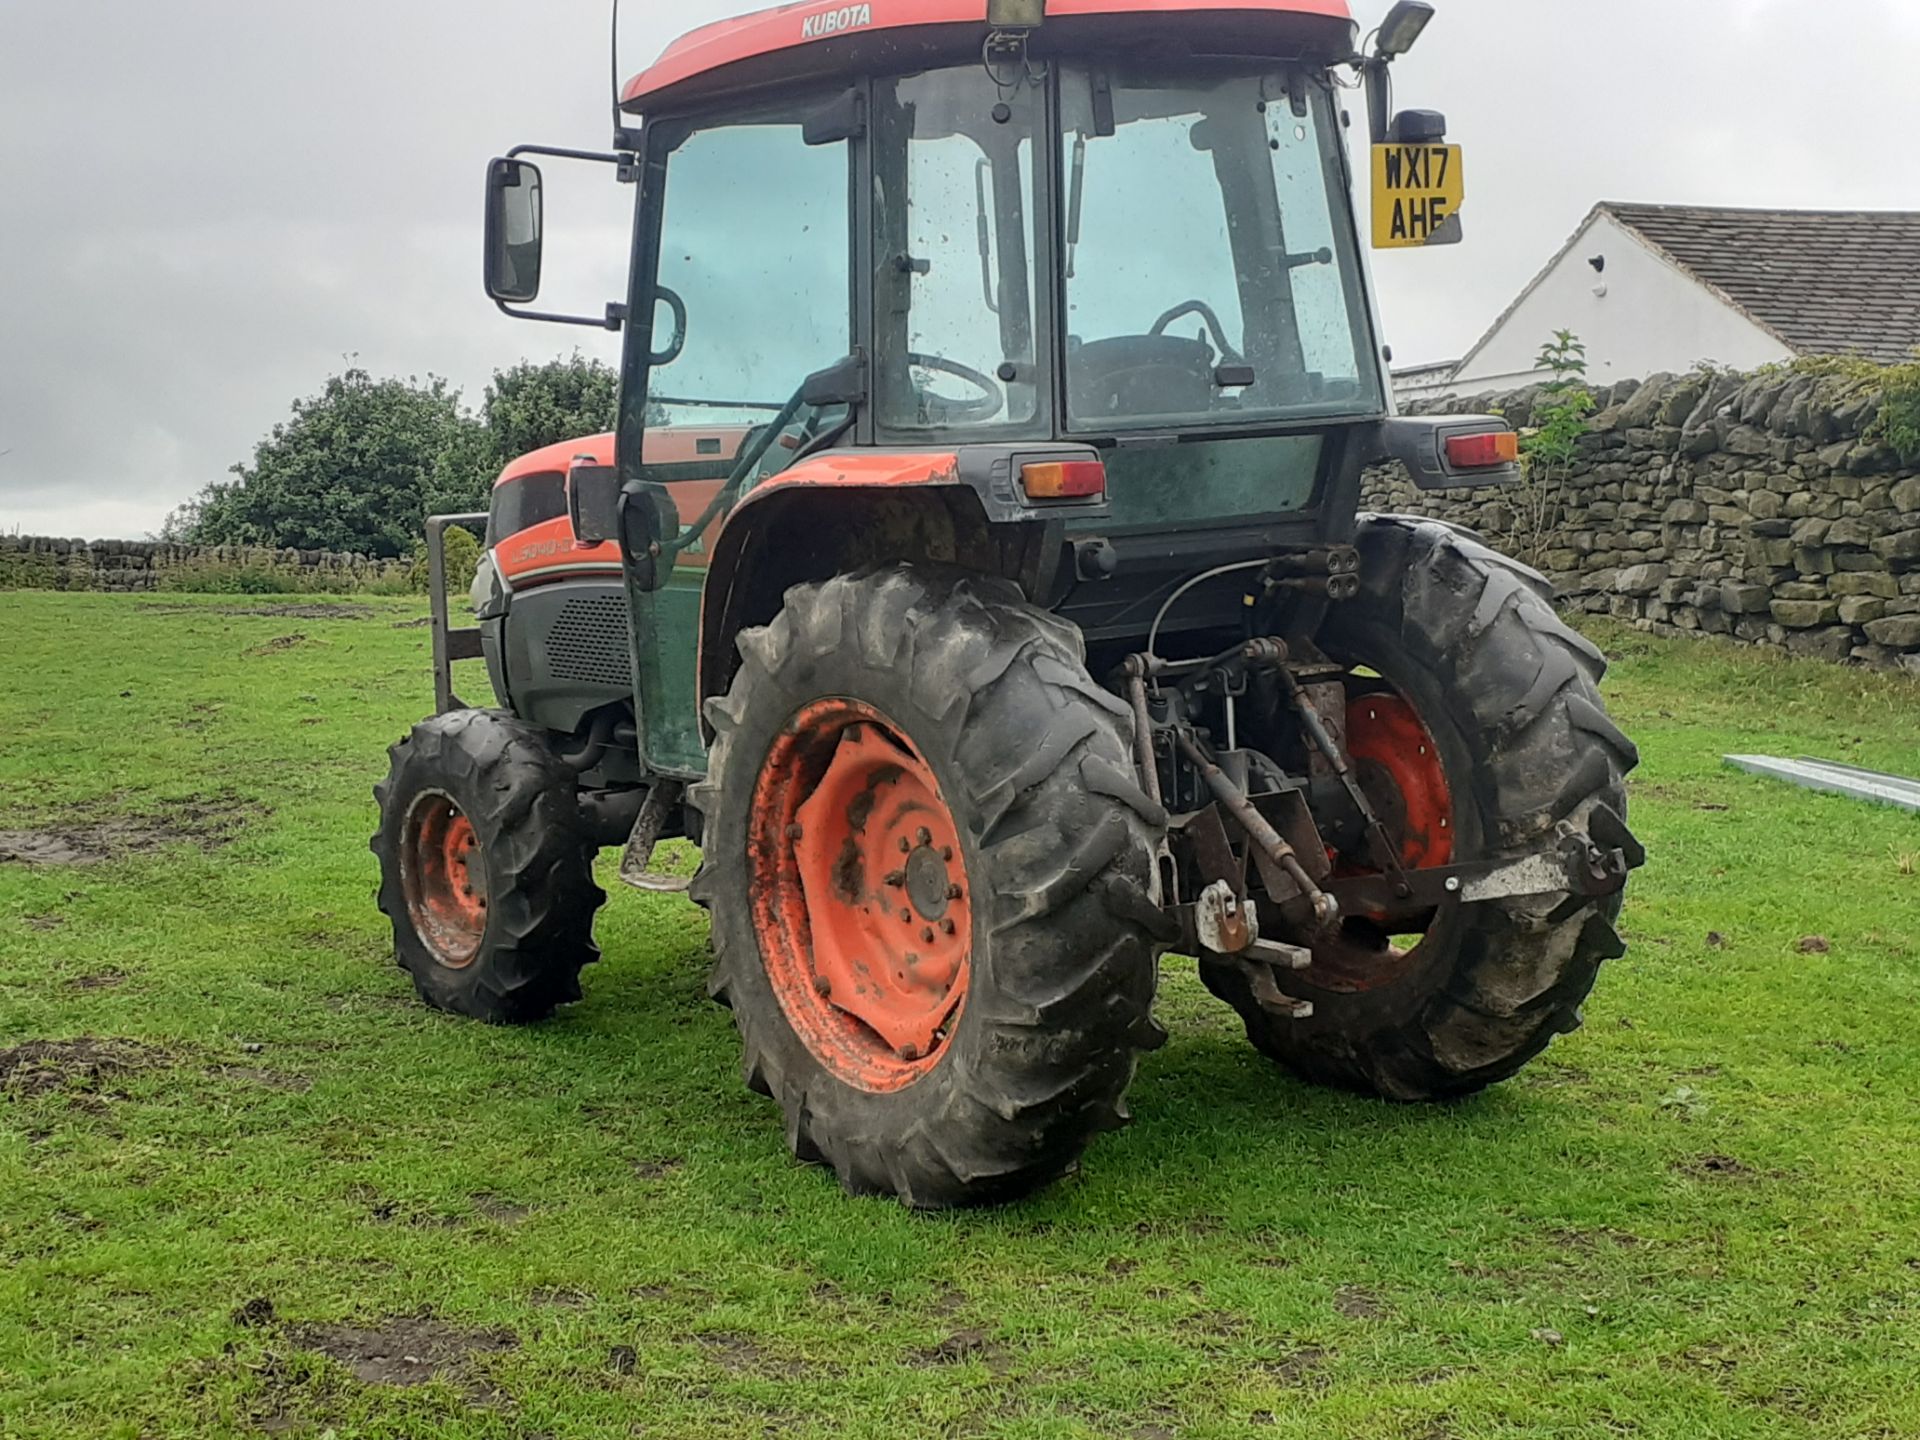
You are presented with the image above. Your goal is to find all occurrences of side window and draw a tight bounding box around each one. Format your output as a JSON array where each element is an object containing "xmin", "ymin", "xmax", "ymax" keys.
[
  {"xmin": 876, "ymin": 69, "xmax": 1043, "ymax": 432},
  {"xmin": 647, "ymin": 121, "xmax": 852, "ymax": 440}
]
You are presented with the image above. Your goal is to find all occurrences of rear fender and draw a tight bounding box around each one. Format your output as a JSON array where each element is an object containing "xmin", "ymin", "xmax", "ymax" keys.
[{"xmin": 697, "ymin": 446, "xmax": 1103, "ymax": 721}]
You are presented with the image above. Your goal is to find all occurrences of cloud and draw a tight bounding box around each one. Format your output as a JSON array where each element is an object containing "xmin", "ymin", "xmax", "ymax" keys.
[{"xmin": 2, "ymin": 0, "xmax": 1914, "ymax": 537}]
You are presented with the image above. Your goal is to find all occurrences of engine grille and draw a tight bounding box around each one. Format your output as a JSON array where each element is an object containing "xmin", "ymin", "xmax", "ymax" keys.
[{"xmin": 545, "ymin": 592, "xmax": 634, "ymax": 688}]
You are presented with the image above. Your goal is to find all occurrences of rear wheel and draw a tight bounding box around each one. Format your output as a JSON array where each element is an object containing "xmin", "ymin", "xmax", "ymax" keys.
[
  {"xmin": 1202, "ymin": 516, "xmax": 1641, "ymax": 1100},
  {"xmin": 692, "ymin": 566, "xmax": 1167, "ymax": 1208},
  {"xmin": 372, "ymin": 709, "xmax": 603, "ymax": 1023}
]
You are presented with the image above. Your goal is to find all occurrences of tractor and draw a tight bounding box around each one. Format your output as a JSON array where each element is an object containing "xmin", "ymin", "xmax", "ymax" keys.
[{"xmin": 373, "ymin": 0, "xmax": 1643, "ymax": 1208}]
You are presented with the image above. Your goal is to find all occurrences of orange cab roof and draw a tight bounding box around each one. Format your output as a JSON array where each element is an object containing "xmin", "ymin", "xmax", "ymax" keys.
[{"xmin": 623, "ymin": 0, "xmax": 1357, "ymax": 109}]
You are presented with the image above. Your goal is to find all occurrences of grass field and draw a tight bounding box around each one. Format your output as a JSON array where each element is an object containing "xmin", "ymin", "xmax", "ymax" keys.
[{"xmin": 1, "ymin": 591, "xmax": 1917, "ymax": 1440}]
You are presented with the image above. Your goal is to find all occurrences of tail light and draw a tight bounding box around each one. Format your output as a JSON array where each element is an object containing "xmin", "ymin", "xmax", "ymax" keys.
[
  {"xmin": 1020, "ymin": 459, "xmax": 1106, "ymax": 500},
  {"xmin": 1444, "ymin": 431, "xmax": 1520, "ymax": 469}
]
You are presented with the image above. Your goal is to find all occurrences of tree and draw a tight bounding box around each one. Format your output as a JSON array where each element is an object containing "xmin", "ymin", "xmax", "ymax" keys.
[
  {"xmin": 483, "ymin": 354, "xmax": 620, "ymax": 467},
  {"xmin": 171, "ymin": 369, "xmax": 485, "ymax": 558},
  {"xmin": 420, "ymin": 353, "xmax": 624, "ymax": 517},
  {"xmin": 167, "ymin": 354, "xmax": 625, "ymax": 555}
]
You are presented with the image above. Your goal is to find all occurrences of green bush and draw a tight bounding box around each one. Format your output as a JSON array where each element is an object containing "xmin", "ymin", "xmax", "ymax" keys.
[{"xmin": 407, "ymin": 525, "xmax": 482, "ymax": 596}]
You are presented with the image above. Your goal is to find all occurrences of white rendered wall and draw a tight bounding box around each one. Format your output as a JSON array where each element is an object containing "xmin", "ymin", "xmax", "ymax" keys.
[{"xmin": 1447, "ymin": 212, "xmax": 1794, "ymax": 394}]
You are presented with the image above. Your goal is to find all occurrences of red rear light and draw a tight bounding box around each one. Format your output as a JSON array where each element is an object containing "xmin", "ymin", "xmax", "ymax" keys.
[
  {"xmin": 1445, "ymin": 431, "xmax": 1520, "ymax": 469},
  {"xmin": 1020, "ymin": 459, "xmax": 1106, "ymax": 500}
]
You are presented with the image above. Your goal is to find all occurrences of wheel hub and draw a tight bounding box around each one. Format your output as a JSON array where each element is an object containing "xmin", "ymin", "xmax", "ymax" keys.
[
  {"xmin": 400, "ymin": 792, "xmax": 488, "ymax": 969},
  {"xmin": 749, "ymin": 699, "xmax": 972, "ymax": 1092}
]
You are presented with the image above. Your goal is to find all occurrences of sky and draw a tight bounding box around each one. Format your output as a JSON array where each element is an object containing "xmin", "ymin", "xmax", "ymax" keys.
[{"xmin": 3, "ymin": 0, "xmax": 1917, "ymax": 540}]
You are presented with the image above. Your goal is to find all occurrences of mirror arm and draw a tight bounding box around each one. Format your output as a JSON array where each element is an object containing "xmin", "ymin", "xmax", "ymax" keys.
[{"xmin": 493, "ymin": 299, "xmax": 625, "ymax": 331}]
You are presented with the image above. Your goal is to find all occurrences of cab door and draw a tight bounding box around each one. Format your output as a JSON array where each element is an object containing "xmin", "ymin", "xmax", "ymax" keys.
[{"xmin": 618, "ymin": 100, "xmax": 857, "ymax": 777}]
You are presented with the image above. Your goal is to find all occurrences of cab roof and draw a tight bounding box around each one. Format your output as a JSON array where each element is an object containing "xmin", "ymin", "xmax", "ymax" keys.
[{"xmin": 623, "ymin": 0, "xmax": 1358, "ymax": 111}]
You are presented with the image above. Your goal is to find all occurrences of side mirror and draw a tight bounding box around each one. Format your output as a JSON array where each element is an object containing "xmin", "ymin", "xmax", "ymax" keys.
[
  {"xmin": 567, "ymin": 458, "xmax": 620, "ymax": 544},
  {"xmin": 484, "ymin": 158, "xmax": 543, "ymax": 305}
]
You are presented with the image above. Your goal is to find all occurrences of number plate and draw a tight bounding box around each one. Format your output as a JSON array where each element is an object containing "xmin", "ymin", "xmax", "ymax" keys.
[{"xmin": 1371, "ymin": 143, "xmax": 1465, "ymax": 249}]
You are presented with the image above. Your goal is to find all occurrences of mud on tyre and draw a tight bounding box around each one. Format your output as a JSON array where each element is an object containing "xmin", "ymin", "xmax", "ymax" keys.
[
  {"xmin": 1201, "ymin": 516, "xmax": 1642, "ymax": 1100},
  {"xmin": 372, "ymin": 709, "xmax": 604, "ymax": 1023},
  {"xmin": 692, "ymin": 566, "xmax": 1169, "ymax": 1209}
]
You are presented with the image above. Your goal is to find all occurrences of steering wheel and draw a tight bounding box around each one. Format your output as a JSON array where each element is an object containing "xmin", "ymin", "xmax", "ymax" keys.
[
  {"xmin": 1149, "ymin": 300, "xmax": 1244, "ymax": 368},
  {"xmin": 906, "ymin": 352, "xmax": 1005, "ymax": 425}
]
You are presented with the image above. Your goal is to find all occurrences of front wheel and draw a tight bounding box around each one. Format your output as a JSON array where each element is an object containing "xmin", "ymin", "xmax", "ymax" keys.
[
  {"xmin": 1202, "ymin": 516, "xmax": 1641, "ymax": 1100},
  {"xmin": 372, "ymin": 710, "xmax": 604, "ymax": 1023},
  {"xmin": 692, "ymin": 567, "xmax": 1168, "ymax": 1209}
]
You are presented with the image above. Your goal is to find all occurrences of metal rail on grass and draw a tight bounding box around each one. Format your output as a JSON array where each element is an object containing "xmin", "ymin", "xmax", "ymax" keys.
[
  {"xmin": 1723, "ymin": 755, "xmax": 1920, "ymax": 815},
  {"xmin": 426, "ymin": 513, "xmax": 488, "ymax": 715}
]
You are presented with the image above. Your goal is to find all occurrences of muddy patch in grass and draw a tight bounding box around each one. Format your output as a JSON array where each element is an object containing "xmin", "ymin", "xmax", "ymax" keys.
[
  {"xmin": 0, "ymin": 792, "xmax": 254, "ymax": 866},
  {"xmin": 699, "ymin": 1331, "xmax": 805, "ymax": 1377},
  {"xmin": 911, "ymin": 1327, "xmax": 1010, "ymax": 1372},
  {"xmin": 1263, "ymin": 1345, "xmax": 1331, "ymax": 1388},
  {"xmin": 1334, "ymin": 1286, "xmax": 1389, "ymax": 1320},
  {"xmin": 246, "ymin": 633, "xmax": 311, "ymax": 656},
  {"xmin": 66, "ymin": 969, "xmax": 126, "ymax": 990},
  {"xmin": 139, "ymin": 602, "xmax": 375, "ymax": 621},
  {"xmin": 0, "ymin": 1036, "xmax": 168, "ymax": 1099},
  {"xmin": 1678, "ymin": 1153, "xmax": 1758, "ymax": 1180},
  {"xmin": 288, "ymin": 1309, "xmax": 516, "ymax": 1396}
]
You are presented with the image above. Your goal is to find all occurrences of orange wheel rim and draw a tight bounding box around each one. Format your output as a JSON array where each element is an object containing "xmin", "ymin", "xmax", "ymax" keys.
[
  {"xmin": 1346, "ymin": 693, "xmax": 1453, "ymax": 870},
  {"xmin": 1310, "ymin": 689, "xmax": 1456, "ymax": 993},
  {"xmin": 748, "ymin": 699, "xmax": 972, "ymax": 1093},
  {"xmin": 401, "ymin": 792, "xmax": 488, "ymax": 968}
]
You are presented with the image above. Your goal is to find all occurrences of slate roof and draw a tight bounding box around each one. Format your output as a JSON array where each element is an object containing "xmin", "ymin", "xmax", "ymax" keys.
[{"xmin": 1604, "ymin": 203, "xmax": 1920, "ymax": 365}]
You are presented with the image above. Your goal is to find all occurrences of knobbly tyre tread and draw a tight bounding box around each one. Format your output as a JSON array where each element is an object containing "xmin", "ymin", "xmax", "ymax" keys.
[
  {"xmin": 372, "ymin": 709, "xmax": 603, "ymax": 1023},
  {"xmin": 1202, "ymin": 516, "xmax": 1640, "ymax": 1101},
  {"xmin": 690, "ymin": 565, "xmax": 1168, "ymax": 1208}
]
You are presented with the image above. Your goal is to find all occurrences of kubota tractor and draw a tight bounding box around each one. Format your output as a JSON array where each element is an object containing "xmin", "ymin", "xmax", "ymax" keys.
[{"xmin": 374, "ymin": 0, "xmax": 1643, "ymax": 1208}]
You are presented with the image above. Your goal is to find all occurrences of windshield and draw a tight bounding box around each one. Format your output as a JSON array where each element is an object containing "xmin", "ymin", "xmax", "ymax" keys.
[{"xmin": 1060, "ymin": 65, "xmax": 1382, "ymax": 431}]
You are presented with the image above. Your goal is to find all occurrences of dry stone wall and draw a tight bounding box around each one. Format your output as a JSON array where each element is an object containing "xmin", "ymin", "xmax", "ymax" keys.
[
  {"xmin": 1362, "ymin": 368, "xmax": 1920, "ymax": 673},
  {"xmin": 0, "ymin": 535, "xmax": 407, "ymax": 593}
]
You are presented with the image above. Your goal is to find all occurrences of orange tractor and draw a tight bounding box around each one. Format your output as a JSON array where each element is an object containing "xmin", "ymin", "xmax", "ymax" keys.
[{"xmin": 374, "ymin": 0, "xmax": 1642, "ymax": 1207}]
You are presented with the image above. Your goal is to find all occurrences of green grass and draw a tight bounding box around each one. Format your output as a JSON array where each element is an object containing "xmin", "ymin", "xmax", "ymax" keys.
[{"xmin": 2, "ymin": 592, "xmax": 1917, "ymax": 1439}]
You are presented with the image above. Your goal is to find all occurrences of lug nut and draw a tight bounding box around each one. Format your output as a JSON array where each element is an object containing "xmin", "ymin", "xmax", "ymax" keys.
[
  {"xmin": 813, "ymin": 975, "xmax": 832, "ymax": 997},
  {"xmin": 947, "ymin": 883, "xmax": 963, "ymax": 900},
  {"xmin": 941, "ymin": 846, "xmax": 953, "ymax": 861},
  {"xmin": 786, "ymin": 823, "xmax": 804, "ymax": 840},
  {"xmin": 896, "ymin": 1043, "xmax": 923, "ymax": 1062},
  {"xmin": 941, "ymin": 918, "xmax": 956, "ymax": 935},
  {"xmin": 916, "ymin": 827, "xmax": 933, "ymax": 847},
  {"xmin": 899, "ymin": 908, "xmax": 913, "ymax": 923},
  {"xmin": 922, "ymin": 928, "xmax": 935, "ymax": 944},
  {"xmin": 884, "ymin": 870, "xmax": 907, "ymax": 888},
  {"xmin": 899, "ymin": 837, "xmax": 911, "ymax": 853}
]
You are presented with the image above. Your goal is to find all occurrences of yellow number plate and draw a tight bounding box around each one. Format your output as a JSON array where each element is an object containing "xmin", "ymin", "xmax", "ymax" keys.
[{"xmin": 1371, "ymin": 143, "xmax": 1465, "ymax": 249}]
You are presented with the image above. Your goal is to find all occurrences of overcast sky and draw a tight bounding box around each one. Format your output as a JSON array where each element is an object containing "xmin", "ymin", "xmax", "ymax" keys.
[{"xmin": 3, "ymin": 0, "xmax": 1917, "ymax": 540}]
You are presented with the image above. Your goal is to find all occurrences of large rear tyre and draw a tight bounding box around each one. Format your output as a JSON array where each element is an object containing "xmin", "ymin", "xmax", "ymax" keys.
[
  {"xmin": 372, "ymin": 709, "xmax": 603, "ymax": 1023},
  {"xmin": 1201, "ymin": 516, "xmax": 1641, "ymax": 1100},
  {"xmin": 692, "ymin": 567, "xmax": 1168, "ymax": 1209}
]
